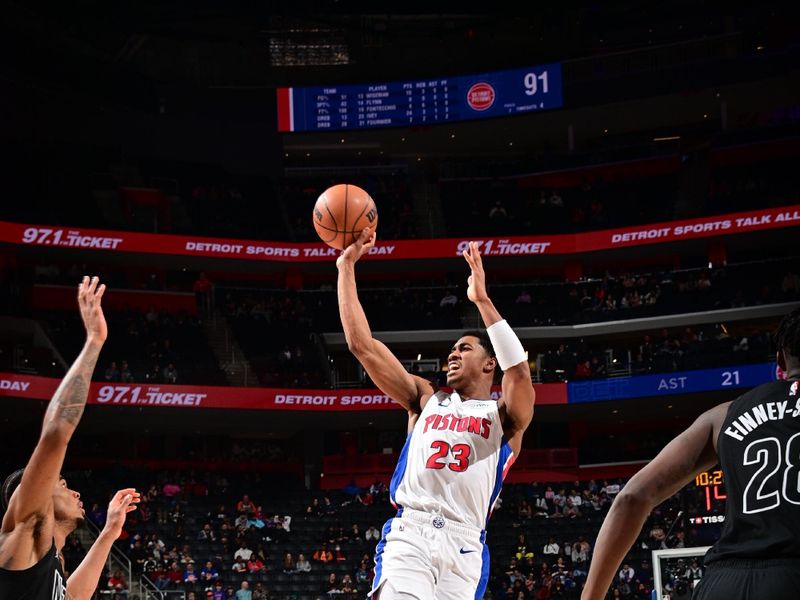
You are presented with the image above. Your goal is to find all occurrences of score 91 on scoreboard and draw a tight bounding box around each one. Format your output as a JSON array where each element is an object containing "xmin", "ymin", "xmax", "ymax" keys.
[
  {"xmin": 692, "ymin": 468, "xmax": 727, "ymax": 525},
  {"xmin": 277, "ymin": 62, "xmax": 563, "ymax": 132}
]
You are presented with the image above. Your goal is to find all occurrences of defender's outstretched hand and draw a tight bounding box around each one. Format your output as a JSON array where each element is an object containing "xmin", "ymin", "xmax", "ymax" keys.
[
  {"xmin": 336, "ymin": 227, "xmax": 376, "ymax": 268},
  {"xmin": 102, "ymin": 488, "xmax": 140, "ymax": 539},
  {"xmin": 462, "ymin": 241, "xmax": 489, "ymax": 304},
  {"xmin": 78, "ymin": 276, "xmax": 107, "ymax": 343}
]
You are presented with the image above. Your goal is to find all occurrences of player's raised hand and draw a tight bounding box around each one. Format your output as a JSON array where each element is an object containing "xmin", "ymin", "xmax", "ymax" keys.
[
  {"xmin": 78, "ymin": 276, "xmax": 107, "ymax": 344},
  {"xmin": 463, "ymin": 241, "xmax": 490, "ymax": 304},
  {"xmin": 102, "ymin": 488, "xmax": 140, "ymax": 539},
  {"xmin": 336, "ymin": 227, "xmax": 376, "ymax": 268}
]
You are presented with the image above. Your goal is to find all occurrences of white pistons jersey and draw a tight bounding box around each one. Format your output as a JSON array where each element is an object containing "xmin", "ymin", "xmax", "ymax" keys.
[{"xmin": 390, "ymin": 390, "xmax": 514, "ymax": 531}]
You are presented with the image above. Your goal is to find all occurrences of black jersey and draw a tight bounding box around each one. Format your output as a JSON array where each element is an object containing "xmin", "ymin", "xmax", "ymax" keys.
[
  {"xmin": 705, "ymin": 379, "xmax": 800, "ymax": 564},
  {"xmin": 0, "ymin": 542, "xmax": 66, "ymax": 600}
]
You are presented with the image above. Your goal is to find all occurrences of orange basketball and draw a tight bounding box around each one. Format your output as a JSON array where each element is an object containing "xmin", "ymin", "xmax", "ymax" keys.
[{"xmin": 312, "ymin": 184, "xmax": 379, "ymax": 250}]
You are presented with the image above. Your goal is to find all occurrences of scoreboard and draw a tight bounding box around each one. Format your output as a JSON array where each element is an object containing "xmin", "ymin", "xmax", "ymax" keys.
[{"xmin": 277, "ymin": 62, "xmax": 563, "ymax": 132}]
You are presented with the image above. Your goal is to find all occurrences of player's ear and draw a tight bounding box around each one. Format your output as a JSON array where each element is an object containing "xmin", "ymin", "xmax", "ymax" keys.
[
  {"xmin": 777, "ymin": 350, "xmax": 787, "ymax": 373},
  {"xmin": 484, "ymin": 356, "xmax": 497, "ymax": 374}
]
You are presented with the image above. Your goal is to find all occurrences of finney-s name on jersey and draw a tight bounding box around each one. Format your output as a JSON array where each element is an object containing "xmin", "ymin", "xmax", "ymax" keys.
[{"xmin": 723, "ymin": 398, "xmax": 800, "ymax": 442}]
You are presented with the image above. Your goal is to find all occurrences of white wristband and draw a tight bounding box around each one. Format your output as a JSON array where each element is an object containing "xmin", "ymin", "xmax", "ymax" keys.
[{"xmin": 486, "ymin": 319, "xmax": 526, "ymax": 371}]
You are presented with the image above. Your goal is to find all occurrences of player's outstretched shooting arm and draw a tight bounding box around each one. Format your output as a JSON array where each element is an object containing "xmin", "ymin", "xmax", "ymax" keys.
[
  {"xmin": 1, "ymin": 277, "xmax": 108, "ymax": 563},
  {"xmin": 581, "ymin": 402, "xmax": 728, "ymax": 600},
  {"xmin": 462, "ymin": 242, "xmax": 535, "ymax": 449},
  {"xmin": 337, "ymin": 228, "xmax": 435, "ymax": 414}
]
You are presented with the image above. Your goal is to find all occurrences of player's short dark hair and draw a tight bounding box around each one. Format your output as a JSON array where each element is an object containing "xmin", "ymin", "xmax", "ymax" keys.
[
  {"xmin": 1, "ymin": 468, "xmax": 25, "ymax": 512},
  {"xmin": 776, "ymin": 307, "xmax": 800, "ymax": 359},
  {"xmin": 459, "ymin": 330, "xmax": 496, "ymax": 358}
]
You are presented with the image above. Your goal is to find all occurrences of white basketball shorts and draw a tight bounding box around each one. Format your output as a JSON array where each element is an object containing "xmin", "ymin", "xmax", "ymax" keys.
[{"xmin": 369, "ymin": 508, "xmax": 489, "ymax": 600}]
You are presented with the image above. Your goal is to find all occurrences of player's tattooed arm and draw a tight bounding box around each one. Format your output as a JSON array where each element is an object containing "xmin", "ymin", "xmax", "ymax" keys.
[
  {"xmin": 45, "ymin": 276, "xmax": 107, "ymax": 428},
  {"xmin": 8, "ymin": 277, "xmax": 107, "ymax": 527}
]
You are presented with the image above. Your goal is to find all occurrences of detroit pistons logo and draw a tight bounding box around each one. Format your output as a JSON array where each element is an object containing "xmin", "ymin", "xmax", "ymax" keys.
[{"xmin": 467, "ymin": 82, "xmax": 495, "ymax": 111}]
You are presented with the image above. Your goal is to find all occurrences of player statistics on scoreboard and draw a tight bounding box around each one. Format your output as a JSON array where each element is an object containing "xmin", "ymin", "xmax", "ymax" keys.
[{"xmin": 277, "ymin": 62, "xmax": 563, "ymax": 132}]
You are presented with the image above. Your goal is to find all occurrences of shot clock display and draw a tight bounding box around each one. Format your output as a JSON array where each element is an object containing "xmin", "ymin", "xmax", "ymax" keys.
[
  {"xmin": 276, "ymin": 62, "xmax": 563, "ymax": 132},
  {"xmin": 692, "ymin": 469, "xmax": 727, "ymax": 524}
]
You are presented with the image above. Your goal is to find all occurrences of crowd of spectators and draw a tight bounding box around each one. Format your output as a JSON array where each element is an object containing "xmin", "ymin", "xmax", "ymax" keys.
[
  {"xmin": 537, "ymin": 323, "xmax": 771, "ymax": 383},
  {"xmin": 64, "ymin": 468, "xmax": 721, "ymax": 600},
  {"xmin": 7, "ymin": 134, "xmax": 798, "ymax": 245},
  {"xmin": 3, "ymin": 258, "xmax": 796, "ymax": 388},
  {"xmin": 441, "ymin": 155, "xmax": 799, "ymax": 238},
  {"xmin": 47, "ymin": 306, "xmax": 227, "ymax": 386}
]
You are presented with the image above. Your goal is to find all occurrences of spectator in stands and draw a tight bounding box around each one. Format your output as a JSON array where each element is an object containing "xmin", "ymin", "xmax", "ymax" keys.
[
  {"xmin": 235, "ymin": 580, "xmax": 252, "ymax": 600},
  {"xmin": 544, "ymin": 536, "xmax": 560, "ymax": 555},
  {"xmin": 515, "ymin": 534, "xmax": 534, "ymax": 560},
  {"xmin": 619, "ymin": 563, "xmax": 635, "ymax": 584},
  {"xmin": 179, "ymin": 544, "xmax": 194, "ymax": 566},
  {"xmin": 365, "ymin": 525, "xmax": 380, "ymax": 542},
  {"xmin": 142, "ymin": 553, "xmax": 158, "ymax": 575},
  {"xmin": 193, "ymin": 272, "xmax": 213, "ymax": 313},
  {"xmin": 572, "ymin": 542, "xmax": 589, "ymax": 578},
  {"xmin": 184, "ymin": 561, "xmax": 199, "ymax": 584},
  {"xmin": 355, "ymin": 559, "xmax": 371, "ymax": 587},
  {"xmin": 166, "ymin": 561, "xmax": 183, "ymax": 587},
  {"xmin": 323, "ymin": 573, "xmax": 341, "ymax": 595},
  {"xmin": 234, "ymin": 542, "xmax": 253, "ymax": 562},
  {"xmin": 146, "ymin": 363, "xmax": 162, "ymax": 383},
  {"xmin": 128, "ymin": 537, "xmax": 147, "ymax": 571},
  {"xmin": 282, "ymin": 552, "xmax": 296, "ymax": 574},
  {"xmin": 439, "ymin": 290, "xmax": 458, "ymax": 308},
  {"xmin": 88, "ymin": 502, "xmax": 106, "ymax": 527},
  {"xmin": 198, "ymin": 523, "xmax": 217, "ymax": 541},
  {"xmin": 146, "ymin": 533, "xmax": 166, "ymax": 560},
  {"xmin": 489, "ymin": 199, "xmax": 509, "ymax": 233},
  {"xmin": 517, "ymin": 498, "xmax": 532, "ymax": 521},
  {"xmin": 246, "ymin": 555, "xmax": 265, "ymax": 573},
  {"xmin": 232, "ymin": 559, "xmax": 247, "ymax": 574},
  {"xmin": 306, "ymin": 498, "xmax": 323, "ymax": 517},
  {"xmin": 211, "ymin": 581, "xmax": 226, "ymax": 600},
  {"xmin": 334, "ymin": 544, "xmax": 347, "ymax": 563},
  {"xmin": 120, "ymin": 360, "xmax": 134, "ymax": 382},
  {"xmin": 590, "ymin": 356, "xmax": 607, "ymax": 378},
  {"xmin": 369, "ymin": 480, "xmax": 388, "ymax": 502},
  {"xmin": 237, "ymin": 494, "xmax": 256, "ymax": 514},
  {"xmin": 563, "ymin": 499, "xmax": 581, "ymax": 519},
  {"xmin": 341, "ymin": 576, "xmax": 356, "ymax": 598},
  {"xmin": 163, "ymin": 362, "xmax": 178, "ymax": 383},
  {"xmin": 107, "ymin": 569, "xmax": 128, "ymax": 594},
  {"xmin": 295, "ymin": 553, "xmax": 311, "ymax": 572},
  {"xmin": 648, "ymin": 523, "xmax": 666, "ymax": 548},
  {"xmin": 574, "ymin": 359, "xmax": 592, "ymax": 379},
  {"xmin": 322, "ymin": 496, "xmax": 337, "ymax": 515},
  {"xmin": 104, "ymin": 361, "xmax": 121, "ymax": 382},
  {"xmin": 687, "ymin": 558, "xmax": 703, "ymax": 580},
  {"xmin": 200, "ymin": 560, "xmax": 220, "ymax": 583}
]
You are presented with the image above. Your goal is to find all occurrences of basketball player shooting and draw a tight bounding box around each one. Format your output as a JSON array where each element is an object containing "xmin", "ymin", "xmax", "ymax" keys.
[
  {"xmin": 0, "ymin": 277, "xmax": 140, "ymax": 600},
  {"xmin": 337, "ymin": 229, "xmax": 535, "ymax": 600},
  {"xmin": 582, "ymin": 307, "xmax": 800, "ymax": 600}
]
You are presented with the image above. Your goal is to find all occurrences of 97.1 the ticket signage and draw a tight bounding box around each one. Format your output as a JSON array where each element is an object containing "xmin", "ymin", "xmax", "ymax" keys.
[{"xmin": 277, "ymin": 62, "xmax": 563, "ymax": 132}]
